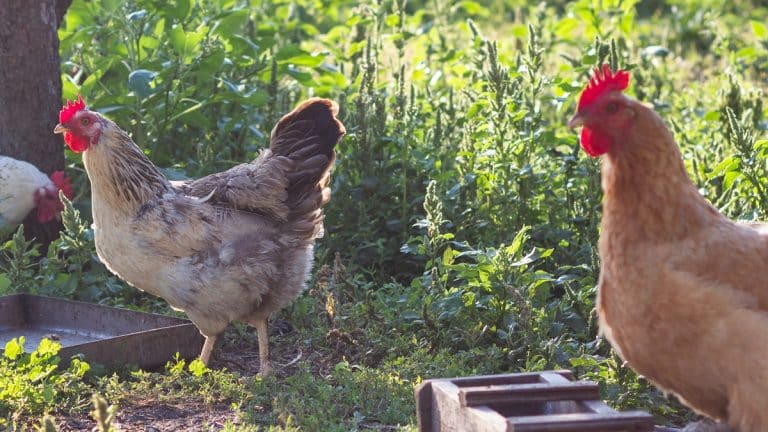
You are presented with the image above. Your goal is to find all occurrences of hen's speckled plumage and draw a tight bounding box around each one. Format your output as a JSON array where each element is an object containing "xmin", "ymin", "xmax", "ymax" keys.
[{"xmin": 60, "ymin": 98, "xmax": 344, "ymax": 373}]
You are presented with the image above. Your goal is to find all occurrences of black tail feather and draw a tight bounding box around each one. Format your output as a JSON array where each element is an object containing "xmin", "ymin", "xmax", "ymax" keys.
[{"xmin": 269, "ymin": 98, "xmax": 345, "ymax": 214}]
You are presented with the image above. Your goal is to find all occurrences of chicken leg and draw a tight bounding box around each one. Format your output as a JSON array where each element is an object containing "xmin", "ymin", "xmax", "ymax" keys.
[
  {"xmin": 199, "ymin": 335, "xmax": 218, "ymax": 366},
  {"xmin": 253, "ymin": 317, "xmax": 272, "ymax": 375}
]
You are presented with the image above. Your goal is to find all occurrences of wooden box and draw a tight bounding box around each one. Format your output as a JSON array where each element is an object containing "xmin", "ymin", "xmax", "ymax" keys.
[{"xmin": 415, "ymin": 370, "xmax": 657, "ymax": 432}]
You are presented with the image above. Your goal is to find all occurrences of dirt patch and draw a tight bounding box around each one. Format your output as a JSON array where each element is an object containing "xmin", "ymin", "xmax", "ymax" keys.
[
  {"xmin": 56, "ymin": 400, "xmax": 237, "ymax": 431},
  {"xmin": 113, "ymin": 401, "xmax": 236, "ymax": 431}
]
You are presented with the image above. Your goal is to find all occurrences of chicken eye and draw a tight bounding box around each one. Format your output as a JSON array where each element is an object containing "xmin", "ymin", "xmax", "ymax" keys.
[
  {"xmin": 605, "ymin": 102, "xmax": 619, "ymax": 114},
  {"xmin": 81, "ymin": 117, "xmax": 90, "ymax": 126}
]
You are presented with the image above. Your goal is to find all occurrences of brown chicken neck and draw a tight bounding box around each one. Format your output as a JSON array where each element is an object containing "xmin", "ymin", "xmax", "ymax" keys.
[{"xmin": 600, "ymin": 107, "xmax": 721, "ymax": 243}]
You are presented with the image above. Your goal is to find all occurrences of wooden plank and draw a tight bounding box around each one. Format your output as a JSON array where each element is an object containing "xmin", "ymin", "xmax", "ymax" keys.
[
  {"xmin": 508, "ymin": 411, "xmax": 655, "ymax": 432},
  {"xmin": 415, "ymin": 380, "xmax": 434, "ymax": 432},
  {"xmin": 449, "ymin": 370, "xmax": 573, "ymax": 388},
  {"xmin": 581, "ymin": 399, "xmax": 622, "ymax": 414},
  {"xmin": 459, "ymin": 381, "xmax": 600, "ymax": 407},
  {"xmin": 537, "ymin": 372, "xmax": 574, "ymax": 384},
  {"xmin": 430, "ymin": 380, "xmax": 509, "ymax": 432}
]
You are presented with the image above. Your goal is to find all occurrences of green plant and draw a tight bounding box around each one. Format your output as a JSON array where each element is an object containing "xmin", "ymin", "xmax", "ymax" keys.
[
  {"xmin": 0, "ymin": 338, "xmax": 91, "ymax": 427},
  {"xmin": 91, "ymin": 393, "xmax": 118, "ymax": 432}
]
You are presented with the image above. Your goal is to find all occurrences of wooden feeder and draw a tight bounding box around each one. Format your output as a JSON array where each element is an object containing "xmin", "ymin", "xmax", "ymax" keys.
[{"xmin": 415, "ymin": 370, "xmax": 660, "ymax": 432}]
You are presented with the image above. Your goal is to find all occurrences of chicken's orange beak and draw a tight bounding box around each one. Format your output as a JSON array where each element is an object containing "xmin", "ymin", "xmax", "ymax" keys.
[
  {"xmin": 567, "ymin": 113, "xmax": 584, "ymax": 130},
  {"xmin": 53, "ymin": 123, "xmax": 68, "ymax": 134}
]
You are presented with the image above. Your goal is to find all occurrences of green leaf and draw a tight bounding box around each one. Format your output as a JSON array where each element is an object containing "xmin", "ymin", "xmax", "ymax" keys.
[
  {"xmin": 641, "ymin": 45, "xmax": 669, "ymax": 58},
  {"xmin": 168, "ymin": 100, "xmax": 204, "ymax": 122},
  {"xmin": 170, "ymin": 0, "xmax": 191, "ymax": 21},
  {"xmin": 4, "ymin": 337, "xmax": 24, "ymax": 360},
  {"xmin": 36, "ymin": 338, "xmax": 61, "ymax": 357},
  {"xmin": 709, "ymin": 156, "xmax": 739, "ymax": 178},
  {"xmin": 170, "ymin": 25, "xmax": 187, "ymax": 54},
  {"xmin": 723, "ymin": 170, "xmax": 741, "ymax": 190},
  {"xmin": 441, "ymin": 247, "xmax": 456, "ymax": 266},
  {"xmin": 214, "ymin": 9, "xmax": 249, "ymax": 39},
  {"xmin": 42, "ymin": 385, "xmax": 55, "ymax": 403},
  {"xmin": 752, "ymin": 20, "xmax": 767, "ymax": 39},
  {"xmin": 458, "ymin": 1, "xmax": 488, "ymax": 16},
  {"xmin": 127, "ymin": 69, "xmax": 156, "ymax": 98},
  {"xmin": 197, "ymin": 50, "xmax": 225, "ymax": 81},
  {"xmin": 555, "ymin": 17, "xmax": 579, "ymax": 39},
  {"xmin": 126, "ymin": 9, "xmax": 147, "ymax": 21},
  {"xmin": 384, "ymin": 13, "xmax": 399, "ymax": 27},
  {"xmin": 188, "ymin": 358, "xmax": 208, "ymax": 377},
  {"xmin": 508, "ymin": 226, "xmax": 530, "ymax": 256},
  {"xmin": 0, "ymin": 273, "xmax": 10, "ymax": 294},
  {"xmin": 243, "ymin": 89, "xmax": 269, "ymax": 106},
  {"xmin": 286, "ymin": 66, "xmax": 314, "ymax": 85},
  {"xmin": 170, "ymin": 25, "xmax": 204, "ymax": 60},
  {"xmin": 275, "ymin": 45, "xmax": 325, "ymax": 67},
  {"xmin": 61, "ymin": 75, "xmax": 80, "ymax": 100},
  {"xmin": 754, "ymin": 139, "xmax": 768, "ymax": 150}
]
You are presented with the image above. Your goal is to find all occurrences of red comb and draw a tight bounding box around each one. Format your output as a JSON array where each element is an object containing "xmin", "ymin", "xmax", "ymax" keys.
[
  {"xmin": 50, "ymin": 171, "xmax": 74, "ymax": 199},
  {"xmin": 59, "ymin": 95, "xmax": 86, "ymax": 123},
  {"xmin": 577, "ymin": 65, "xmax": 630, "ymax": 110}
]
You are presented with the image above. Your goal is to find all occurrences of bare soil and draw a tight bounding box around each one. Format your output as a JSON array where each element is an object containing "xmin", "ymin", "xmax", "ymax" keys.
[{"xmin": 57, "ymin": 400, "xmax": 236, "ymax": 431}]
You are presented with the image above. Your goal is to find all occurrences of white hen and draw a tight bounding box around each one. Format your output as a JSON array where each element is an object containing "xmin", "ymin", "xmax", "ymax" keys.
[{"xmin": 0, "ymin": 156, "xmax": 73, "ymax": 237}]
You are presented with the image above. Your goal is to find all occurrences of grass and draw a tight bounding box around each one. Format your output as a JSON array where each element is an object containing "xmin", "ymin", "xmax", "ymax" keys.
[{"xmin": 3, "ymin": 0, "xmax": 768, "ymax": 429}]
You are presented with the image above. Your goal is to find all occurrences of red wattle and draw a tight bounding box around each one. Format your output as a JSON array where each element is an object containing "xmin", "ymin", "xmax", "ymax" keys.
[
  {"xmin": 580, "ymin": 127, "xmax": 611, "ymax": 157},
  {"xmin": 33, "ymin": 190, "xmax": 61, "ymax": 223},
  {"xmin": 50, "ymin": 171, "xmax": 74, "ymax": 199},
  {"xmin": 64, "ymin": 132, "xmax": 89, "ymax": 153}
]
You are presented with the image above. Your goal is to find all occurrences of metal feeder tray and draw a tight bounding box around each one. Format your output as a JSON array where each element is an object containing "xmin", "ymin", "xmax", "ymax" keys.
[{"xmin": 0, "ymin": 294, "xmax": 204, "ymax": 369}]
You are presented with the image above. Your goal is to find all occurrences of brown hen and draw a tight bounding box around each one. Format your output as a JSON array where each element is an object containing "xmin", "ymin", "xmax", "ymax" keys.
[{"xmin": 569, "ymin": 66, "xmax": 768, "ymax": 432}]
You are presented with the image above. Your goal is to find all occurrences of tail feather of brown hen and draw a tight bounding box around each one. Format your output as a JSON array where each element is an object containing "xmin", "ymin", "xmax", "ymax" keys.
[{"xmin": 269, "ymin": 98, "xmax": 344, "ymax": 239}]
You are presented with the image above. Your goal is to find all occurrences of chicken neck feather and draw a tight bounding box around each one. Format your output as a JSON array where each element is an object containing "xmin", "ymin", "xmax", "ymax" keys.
[
  {"xmin": 83, "ymin": 122, "xmax": 171, "ymax": 212},
  {"xmin": 601, "ymin": 104, "xmax": 722, "ymax": 243}
]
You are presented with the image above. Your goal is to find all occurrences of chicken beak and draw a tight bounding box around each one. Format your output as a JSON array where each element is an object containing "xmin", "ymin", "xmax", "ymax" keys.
[
  {"xmin": 53, "ymin": 123, "xmax": 68, "ymax": 134},
  {"xmin": 567, "ymin": 113, "xmax": 584, "ymax": 130}
]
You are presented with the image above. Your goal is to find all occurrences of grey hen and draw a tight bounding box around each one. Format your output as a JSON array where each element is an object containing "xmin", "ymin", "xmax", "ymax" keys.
[{"xmin": 55, "ymin": 97, "xmax": 345, "ymax": 374}]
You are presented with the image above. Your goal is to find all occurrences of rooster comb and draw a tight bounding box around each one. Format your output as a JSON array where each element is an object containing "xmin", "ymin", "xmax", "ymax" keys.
[
  {"xmin": 59, "ymin": 95, "xmax": 87, "ymax": 124},
  {"xmin": 577, "ymin": 65, "xmax": 630, "ymax": 110},
  {"xmin": 50, "ymin": 171, "xmax": 74, "ymax": 200}
]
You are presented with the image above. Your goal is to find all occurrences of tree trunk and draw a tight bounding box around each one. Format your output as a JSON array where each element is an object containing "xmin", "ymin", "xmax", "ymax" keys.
[{"xmin": 0, "ymin": 0, "xmax": 72, "ymax": 243}]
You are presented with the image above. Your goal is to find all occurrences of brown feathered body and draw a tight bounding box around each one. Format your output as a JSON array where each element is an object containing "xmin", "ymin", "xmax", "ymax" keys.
[
  {"xmin": 586, "ymin": 96, "xmax": 768, "ymax": 431},
  {"xmin": 77, "ymin": 99, "xmax": 344, "ymax": 372}
]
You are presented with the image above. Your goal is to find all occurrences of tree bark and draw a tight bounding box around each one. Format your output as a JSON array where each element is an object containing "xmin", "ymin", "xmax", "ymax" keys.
[
  {"xmin": 0, "ymin": 0, "xmax": 70, "ymax": 173},
  {"xmin": 0, "ymin": 0, "xmax": 72, "ymax": 243}
]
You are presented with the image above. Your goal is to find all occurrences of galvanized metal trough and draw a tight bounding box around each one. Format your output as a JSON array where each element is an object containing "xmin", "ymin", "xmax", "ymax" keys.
[{"xmin": 0, "ymin": 294, "xmax": 204, "ymax": 369}]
